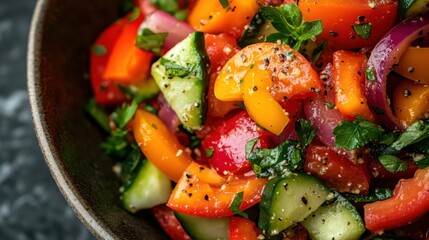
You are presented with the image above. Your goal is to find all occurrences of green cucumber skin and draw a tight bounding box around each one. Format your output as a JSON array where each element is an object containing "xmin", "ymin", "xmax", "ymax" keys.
[
  {"xmin": 259, "ymin": 173, "xmax": 330, "ymax": 236},
  {"xmin": 121, "ymin": 160, "xmax": 172, "ymax": 213},
  {"xmin": 238, "ymin": 11, "xmax": 276, "ymax": 48},
  {"xmin": 151, "ymin": 31, "xmax": 210, "ymax": 131},
  {"xmin": 174, "ymin": 211, "xmax": 230, "ymax": 240},
  {"xmin": 302, "ymin": 195, "xmax": 365, "ymax": 240},
  {"xmin": 399, "ymin": 0, "xmax": 429, "ymax": 19}
]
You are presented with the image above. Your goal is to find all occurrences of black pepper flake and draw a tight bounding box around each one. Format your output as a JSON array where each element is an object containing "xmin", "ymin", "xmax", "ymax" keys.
[
  {"xmin": 329, "ymin": 31, "xmax": 339, "ymax": 38},
  {"xmin": 264, "ymin": 58, "xmax": 270, "ymax": 67},
  {"xmin": 357, "ymin": 71, "xmax": 362, "ymax": 76},
  {"xmin": 350, "ymin": 35, "xmax": 356, "ymax": 40},
  {"xmin": 407, "ymin": 67, "xmax": 415, "ymax": 73},
  {"xmin": 188, "ymin": 193, "xmax": 193, "ymax": 197},
  {"xmin": 253, "ymin": 86, "xmax": 258, "ymax": 91},
  {"xmin": 301, "ymin": 197, "xmax": 308, "ymax": 205},
  {"xmin": 274, "ymin": 47, "xmax": 280, "ymax": 53},
  {"xmin": 185, "ymin": 173, "xmax": 192, "ymax": 178},
  {"xmin": 358, "ymin": 16, "xmax": 366, "ymax": 22},
  {"xmin": 199, "ymin": 167, "xmax": 205, "ymax": 171},
  {"xmin": 403, "ymin": 89, "xmax": 412, "ymax": 97},
  {"xmin": 283, "ymin": 183, "xmax": 288, "ymax": 191},
  {"xmin": 204, "ymin": 194, "xmax": 210, "ymax": 201}
]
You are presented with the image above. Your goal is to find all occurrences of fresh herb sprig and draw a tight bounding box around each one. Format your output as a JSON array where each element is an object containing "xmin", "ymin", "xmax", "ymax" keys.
[
  {"xmin": 246, "ymin": 119, "xmax": 317, "ymax": 178},
  {"xmin": 261, "ymin": 4, "xmax": 323, "ymax": 51},
  {"xmin": 136, "ymin": 28, "xmax": 168, "ymax": 56}
]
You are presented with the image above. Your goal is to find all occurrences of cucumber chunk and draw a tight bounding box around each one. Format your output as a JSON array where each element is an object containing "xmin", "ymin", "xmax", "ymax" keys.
[
  {"xmin": 174, "ymin": 211, "xmax": 230, "ymax": 240},
  {"xmin": 151, "ymin": 31, "xmax": 210, "ymax": 130},
  {"xmin": 120, "ymin": 159, "xmax": 172, "ymax": 213},
  {"xmin": 238, "ymin": 11, "xmax": 276, "ymax": 48},
  {"xmin": 302, "ymin": 194, "xmax": 365, "ymax": 240},
  {"xmin": 259, "ymin": 173, "xmax": 331, "ymax": 236},
  {"xmin": 118, "ymin": 77, "xmax": 160, "ymax": 103},
  {"xmin": 399, "ymin": 0, "xmax": 429, "ymax": 19}
]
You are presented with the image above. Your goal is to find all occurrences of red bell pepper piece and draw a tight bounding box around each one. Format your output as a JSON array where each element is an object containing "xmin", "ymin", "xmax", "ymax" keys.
[
  {"xmin": 229, "ymin": 217, "xmax": 260, "ymax": 240},
  {"xmin": 153, "ymin": 205, "xmax": 191, "ymax": 240}
]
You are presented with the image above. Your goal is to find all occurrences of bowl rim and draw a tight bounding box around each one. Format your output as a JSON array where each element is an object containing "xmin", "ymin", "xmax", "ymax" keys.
[{"xmin": 27, "ymin": 0, "xmax": 113, "ymax": 239}]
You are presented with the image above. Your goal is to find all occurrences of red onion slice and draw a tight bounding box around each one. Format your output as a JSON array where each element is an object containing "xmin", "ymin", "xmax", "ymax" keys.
[
  {"xmin": 157, "ymin": 94, "xmax": 180, "ymax": 133},
  {"xmin": 139, "ymin": 10, "xmax": 194, "ymax": 52},
  {"xmin": 365, "ymin": 15, "xmax": 429, "ymax": 130}
]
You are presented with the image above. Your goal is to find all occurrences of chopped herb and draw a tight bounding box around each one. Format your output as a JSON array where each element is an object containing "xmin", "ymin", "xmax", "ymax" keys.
[
  {"xmin": 261, "ymin": 4, "xmax": 323, "ymax": 51},
  {"xmin": 151, "ymin": 0, "xmax": 179, "ymax": 15},
  {"xmin": 247, "ymin": 140, "xmax": 302, "ymax": 178},
  {"xmin": 117, "ymin": 80, "xmax": 160, "ymax": 103},
  {"xmin": 333, "ymin": 118, "xmax": 385, "ymax": 150},
  {"xmin": 136, "ymin": 28, "xmax": 168, "ymax": 55},
  {"xmin": 112, "ymin": 100, "xmax": 138, "ymax": 129},
  {"xmin": 379, "ymin": 155, "xmax": 408, "ymax": 173},
  {"xmin": 143, "ymin": 103, "xmax": 158, "ymax": 115},
  {"xmin": 234, "ymin": 102, "xmax": 246, "ymax": 109},
  {"xmin": 91, "ymin": 44, "xmax": 107, "ymax": 56},
  {"xmin": 128, "ymin": 7, "xmax": 141, "ymax": 22},
  {"xmin": 344, "ymin": 188, "xmax": 392, "ymax": 203},
  {"xmin": 324, "ymin": 101, "xmax": 336, "ymax": 109},
  {"xmin": 365, "ymin": 66, "xmax": 376, "ymax": 81},
  {"xmin": 206, "ymin": 149, "xmax": 214, "ymax": 158},
  {"xmin": 387, "ymin": 120, "xmax": 429, "ymax": 153},
  {"xmin": 85, "ymin": 98, "xmax": 111, "ymax": 132},
  {"xmin": 120, "ymin": 144, "xmax": 144, "ymax": 182},
  {"xmin": 229, "ymin": 192, "xmax": 248, "ymax": 218},
  {"xmin": 219, "ymin": 0, "xmax": 230, "ymax": 9},
  {"xmin": 160, "ymin": 58, "xmax": 194, "ymax": 78},
  {"xmin": 101, "ymin": 129, "xmax": 131, "ymax": 158},
  {"xmin": 312, "ymin": 41, "xmax": 327, "ymax": 63},
  {"xmin": 295, "ymin": 119, "xmax": 318, "ymax": 148},
  {"xmin": 352, "ymin": 23, "xmax": 372, "ymax": 40},
  {"xmin": 189, "ymin": 135, "xmax": 201, "ymax": 149},
  {"xmin": 245, "ymin": 137, "xmax": 259, "ymax": 159}
]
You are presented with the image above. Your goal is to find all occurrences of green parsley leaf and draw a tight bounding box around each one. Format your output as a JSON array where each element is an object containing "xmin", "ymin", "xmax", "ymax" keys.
[
  {"xmin": 295, "ymin": 119, "xmax": 318, "ymax": 148},
  {"xmin": 219, "ymin": 0, "xmax": 230, "ymax": 9},
  {"xmin": 334, "ymin": 119, "xmax": 385, "ymax": 150},
  {"xmin": 388, "ymin": 120, "xmax": 429, "ymax": 152},
  {"xmin": 151, "ymin": 0, "xmax": 179, "ymax": 14},
  {"xmin": 229, "ymin": 192, "xmax": 248, "ymax": 218},
  {"xmin": 353, "ymin": 23, "xmax": 372, "ymax": 40},
  {"xmin": 136, "ymin": 28, "xmax": 168, "ymax": 55},
  {"xmin": 128, "ymin": 7, "xmax": 141, "ymax": 22},
  {"xmin": 91, "ymin": 44, "xmax": 107, "ymax": 56},
  {"xmin": 112, "ymin": 100, "xmax": 138, "ymax": 129},
  {"xmin": 379, "ymin": 155, "xmax": 408, "ymax": 173},
  {"xmin": 344, "ymin": 188, "xmax": 392, "ymax": 203},
  {"xmin": 120, "ymin": 144, "xmax": 144, "ymax": 182},
  {"xmin": 365, "ymin": 66, "xmax": 376, "ymax": 81},
  {"xmin": 261, "ymin": 4, "xmax": 323, "ymax": 51},
  {"xmin": 85, "ymin": 98, "xmax": 111, "ymax": 132},
  {"xmin": 247, "ymin": 140, "xmax": 302, "ymax": 178},
  {"xmin": 324, "ymin": 101, "xmax": 335, "ymax": 109},
  {"xmin": 206, "ymin": 149, "xmax": 214, "ymax": 158},
  {"xmin": 160, "ymin": 58, "xmax": 194, "ymax": 78},
  {"xmin": 101, "ymin": 129, "xmax": 131, "ymax": 158},
  {"xmin": 143, "ymin": 103, "xmax": 158, "ymax": 115},
  {"xmin": 245, "ymin": 137, "xmax": 259, "ymax": 159}
]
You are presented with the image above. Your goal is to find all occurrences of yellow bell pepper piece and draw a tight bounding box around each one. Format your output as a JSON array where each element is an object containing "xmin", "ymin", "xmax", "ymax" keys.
[
  {"xmin": 394, "ymin": 47, "xmax": 429, "ymax": 85},
  {"xmin": 393, "ymin": 78, "xmax": 429, "ymax": 126},
  {"xmin": 133, "ymin": 109, "xmax": 192, "ymax": 182},
  {"xmin": 242, "ymin": 69, "xmax": 290, "ymax": 136}
]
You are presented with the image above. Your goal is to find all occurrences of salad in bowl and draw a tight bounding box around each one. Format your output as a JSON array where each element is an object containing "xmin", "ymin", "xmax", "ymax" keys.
[{"xmin": 86, "ymin": 0, "xmax": 429, "ymax": 239}]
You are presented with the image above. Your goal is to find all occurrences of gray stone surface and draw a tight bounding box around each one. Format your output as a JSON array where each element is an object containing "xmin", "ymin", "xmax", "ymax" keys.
[{"xmin": 0, "ymin": 0, "xmax": 94, "ymax": 239}]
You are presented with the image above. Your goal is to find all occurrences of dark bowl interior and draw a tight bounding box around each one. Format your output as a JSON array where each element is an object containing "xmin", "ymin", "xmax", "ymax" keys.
[{"xmin": 28, "ymin": 0, "xmax": 168, "ymax": 239}]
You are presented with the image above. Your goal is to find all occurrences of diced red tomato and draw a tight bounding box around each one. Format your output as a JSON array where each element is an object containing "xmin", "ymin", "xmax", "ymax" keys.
[
  {"xmin": 304, "ymin": 145, "xmax": 370, "ymax": 194},
  {"xmin": 103, "ymin": 10, "xmax": 154, "ymax": 85},
  {"xmin": 364, "ymin": 167, "xmax": 429, "ymax": 233},
  {"xmin": 153, "ymin": 205, "xmax": 191, "ymax": 240},
  {"xmin": 205, "ymin": 33, "xmax": 241, "ymax": 117},
  {"xmin": 167, "ymin": 162, "xmax": 267, "ymax": 217},
  {"xmin": 229, "ymin": 217, "xmax": 261, "ymax": 240},
  {"xmin": 90, "ymin": 17, "xmax": 127, "ymax": 105},
  {"xmin": 201, "ymin": 111, "xmax": 273, "ymax": 175},
  {"xmin": 298, "ymin": 0, "xmax": 398, "ymax": 49}
]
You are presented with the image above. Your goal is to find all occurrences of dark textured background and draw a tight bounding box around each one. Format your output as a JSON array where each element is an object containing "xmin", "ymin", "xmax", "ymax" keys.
[{"xmin": 0, "ymin": 0, "xmax": 94, "ymax": 239}]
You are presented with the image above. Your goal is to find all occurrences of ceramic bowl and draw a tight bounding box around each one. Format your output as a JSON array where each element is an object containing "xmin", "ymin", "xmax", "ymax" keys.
[{"xmin": 27, "ymin": 0, "xmax": 167, "ymax": 239}]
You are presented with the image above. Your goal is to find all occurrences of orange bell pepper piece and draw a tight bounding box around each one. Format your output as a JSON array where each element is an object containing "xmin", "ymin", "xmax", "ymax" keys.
[
  {"xmin": 393, "ymin": 47, "xmax": 429, "ymax": 85},
  {"xmin": 214, "ymin": 42, "xmax": 321, "ymax": 102},
  {"xmin": 133, "ymin": 109, "xmax": 192, "ymax": 182},
  {"xmin": 333, "ymin": 50, "xmax": 376, "ymax": 122},
  {"xmin": 242, "ymin": 69, "xmax": 290, "ymax": 136},
  {"xmin": 393, "ymin": 78, "xmax": 429, "ymax": 126},
  {"xmin": 103, "ymin": 9, "xmax": 153, "ymax": 85},
  {"xmin": 188, "ymin": 0, "xmax": 261, "ymax": 39}
]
